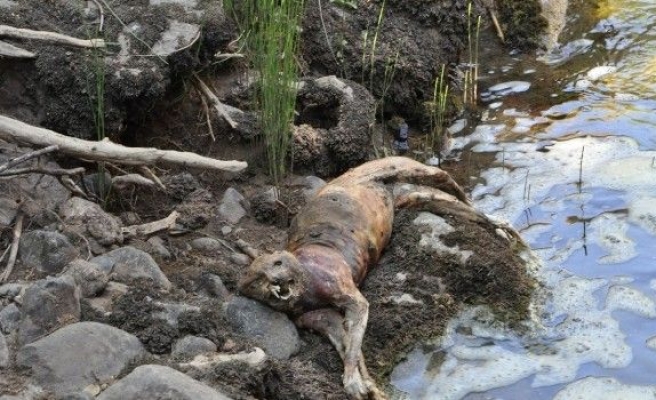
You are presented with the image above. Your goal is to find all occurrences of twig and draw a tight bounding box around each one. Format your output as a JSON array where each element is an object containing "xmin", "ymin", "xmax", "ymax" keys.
[
  {"xmin": 0, "ymin": 25, "xmax": 105, "ymax": 48},
  {"xmin": 0, "ymin": 40, "xmax": 36, "ymax": 58},
  {"xmin": 0, "ymin": 114, "xmax": 248, "ymax": 172},
  {"xmin": 89, "ymin": 0, "xmax": 105, "ymax": 32},
  {"xmin": 213, "ymin": 53, "xmax": 245, "ymax": 62},
  {"xmin": 193, "ymin": 75, "xmax": 242, "ymax": 129},
  {"xmin": 234, "ymin": 239, "xmax": 260, "ymax": 260},
  {"xmin": 0, "ymin": 144, "xmax": 59, "ymax": 173},
  {"xmin": 122, "ymin": 211, "xmax": 180, "ymax": 239},
  {"xmin": 199, "ymin": 89, "xmax": 216, "ymax": 141},
  {"xmin": 317, "ymin": 0, "xmax": 339, "ymax": 68},
  {"xmin": 112, "ymin": 173, "xmax": 156, "ymax": 187},
  {"xmin": 486, "ymin": 6, "xmax": 505, "ymax": 43},
  {"xmin": 0, "ymin": 213, "xmax": 24, "ymax": 283},
  {"xmin": 59, "ymin": 176, "xmax": 90, "ymax": 199},
  {"xmin": 138, "ymin": 166, "xmax": 166, "ymax": 190},
  {"xmin": 0, "ymin": 166, "xmax": 85, "ymax": 177},
  {"xmin": 172, "ymin": 29, "xmax": 201, "ymax": 54}
]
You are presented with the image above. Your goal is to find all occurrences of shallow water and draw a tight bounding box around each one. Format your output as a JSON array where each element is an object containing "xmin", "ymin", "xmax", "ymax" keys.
[{"xmin": 392, "ymin": 1, "xmax": 656, "ymax": 399}]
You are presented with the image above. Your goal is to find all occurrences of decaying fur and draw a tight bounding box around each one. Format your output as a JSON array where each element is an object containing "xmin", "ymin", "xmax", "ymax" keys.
[{"xmin": 239, "ymin": 156, "xmax": 472, "ymax": 399}]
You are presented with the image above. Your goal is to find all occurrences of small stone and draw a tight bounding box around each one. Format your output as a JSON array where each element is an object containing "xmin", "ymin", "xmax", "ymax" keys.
[
  {"xmin": 189, "ymin": 238, "xmax": 222, "ymax": 253},
  {"xmin": 152, "ymin": 302, "xmax": 201, "ymax": 328},
  {"xmin": 198, "ymin": 273, "xmax": 230, "ymax": 300},
  {"xmin": 0, "ymin": 303, "xmax": 21, "ymax": 334},
  {"xmin": 62, "ymin": 259, "xmax": 109, "ymax": 298},
  {"xmin": 18, "ymin": 275, "xmax": 80, "ymax": 345},
  {"xmin": 218, "ymin": 187, "xmax": 247, "ymax": 224},
  {"xmin": 0, "ymin": 283, "xmax": 26, "ymax": 299},
  {"xmin": 96, "ymin": 364, "xmax": 231, "ymax": 400},
  {"xmin": 220, "ymin": 226, "xmax": 232, "ymax": 236},
  {"xmin": 86, "ymin": 282, "xmax": 129, "ymax": 315},
  {"xmin": 19, "ymin": 230, "xmax": 79, "ymax": 274},
  {"xmin": 229, "ymin": 252, "xmax": 251, "ymax": 266},
  {"xmin": 146, "ymin": 236, "xmax": 171, "ymax": 259},
  {"xmin": 171, "ymin": 335, "xmax": 217, "ymax": 359}
]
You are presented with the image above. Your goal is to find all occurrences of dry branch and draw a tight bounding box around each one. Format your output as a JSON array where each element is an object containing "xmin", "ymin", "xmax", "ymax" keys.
[
  {"xmin": 194, "ymin": 75, "xmax": 243, "ymax": 129},
  {"xmin": 0, "ymin": 25, "xmax": 105, "ymax": 48},
  {"xmin": 0, "ymin": 144, "xmax": 59, "ymax": 173},
  {"xmin": 122, "ymin": 211, "xmax": 180, "ymax": 239},
  {"xmin": 0, "ymin": 40, "xmax": 35, "ymax": 58},
  {"xmin": 0, "ymin": 213, "xmax": 24, "ymax": 283},
  {"xmin": 0, "ymin": 115, "xmax": 248, "ymax": 172},
  {"xmin": 112, "ymin": 173, "xmax": 156, "ymax": 187},
  {"xmin": 234, "ymin": 238, "xmax": 260, "ymax": 260},
  {"xmin": 0, "ymin": 166, "xmax": 85, "ymax": 177}
]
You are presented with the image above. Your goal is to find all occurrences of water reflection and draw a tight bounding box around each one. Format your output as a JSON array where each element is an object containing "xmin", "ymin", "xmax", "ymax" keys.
[{"xmin": 392, "ymin": 0, "xmax": 656, "ymax": 398}]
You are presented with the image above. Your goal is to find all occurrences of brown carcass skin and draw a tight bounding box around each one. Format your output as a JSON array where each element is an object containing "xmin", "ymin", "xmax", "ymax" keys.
[{"xmin": 238, "ymin": 156, "xmax": 470, "ymax": 399}]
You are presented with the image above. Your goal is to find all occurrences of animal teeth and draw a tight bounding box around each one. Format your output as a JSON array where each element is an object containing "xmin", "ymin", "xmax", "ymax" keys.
[{"xmin": 271, "ymin": 285, "xmax": 281, "ymax": 299}]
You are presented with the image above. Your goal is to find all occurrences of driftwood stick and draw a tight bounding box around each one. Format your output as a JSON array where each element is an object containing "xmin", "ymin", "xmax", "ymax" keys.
[
  {"xmin": 0, "ymin": 212, "xmax": 24, "ymax": 283},
  {"xmin": 0, "ymin": 40, "xmax": 36, "ymax": 58},
  {"xmin": 0, "ymin": 144, "xmax": 59, "ymax": 173},
  {"xmin": 194, "ymin": 75, "xmax": 242, "ymax": 129},
  {"xmin": 112, "ymin": 173, "xmax": 156, "ymax": 187},
  {"xmin": 0, "ymin": 166, "xmax": 85, "ymax": 177},
  {"xmin": 122, "ymin": 211, "xmax": 180, "ymax": 238},
  {"xmin": 0, "ymin": 25, "xmax": 105, "ymax": 49},
  {"xmin": 0, "ymin": 115, "xmax": 247, "ymax": 172}
]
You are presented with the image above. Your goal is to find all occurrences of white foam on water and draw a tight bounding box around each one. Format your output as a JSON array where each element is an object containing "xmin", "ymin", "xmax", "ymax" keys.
[{"xmin": 553, "ymin": 377, "xmax": 656, "ymax": 400}]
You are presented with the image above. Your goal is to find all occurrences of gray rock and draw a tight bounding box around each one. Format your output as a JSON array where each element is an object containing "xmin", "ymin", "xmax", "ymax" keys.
[
  {"xmin": 86, "ymin": 282, "xmax": 129, "ymax": 316},
  {"xmin": 229, "ymin": 253, "xmax": 250, "ymax": 266},
  {"xmin": 0, "ymin": 197, "xmax": 18, "ymax": 226},
  {"xmin": 58, "ymin": 393, "xmax": 95, "ymax": 400},
  {"xmin": 189, "ymin": 237, "xmax": 222, "ymax": 253},
  {"xmin": 146, "ymin": 236, "xmax": 171, "ymax": 259},
  {"xmin": 91, "ymin": 247, "xmax": 171, "ymax": 290},
  {"xmin": 59, "ymin": 197, "xmax": 123, "ymax": 247},
  {"xmin": 62, "ymin": 259, "xmax": 109, "ymax": 298},
  {"xmin": 17, "ymin": 322, "xmax": 145, "ymax": 397},
  {"xmin": 18, "ymin": 275, "xmax": 80, "ymax": 345},
  {"xmin": 152, "ymin": 21, "xmax": 200, "ymax": 57},
  {"xmin": 96, "ymin": 364, "xmax": 231, "ymax": 400},
  {"xmin": 300, "ymin": 176, "xmax": 326, "ymax": 201},
  {"xmin": 19, "ymin": 230, "xmax": 79, "ymax": 274},
  {"xmin": 171, "ymin": 335, "xmax": 217, "ymax": 359},
  {"xmin": 0, "ymin": 303, "xmax": 21, "ymax": 334},
  {"xmin": 0, "ymin": 282, "xmax": 26, "ymax": 299},
  {"xmin": 198, "ymin": 273, "xmax": 229, "ymax": 300},
  {"xmin": 218, "ymin": 187, "xmax": 247, "ymax": 224},
  {"xmin": 0, "ymin": 332, "xmax": 8, "ymax": 368},
  {"xmin": 224, "ymin": 296, "xmax": 300, "ymax": 360}
]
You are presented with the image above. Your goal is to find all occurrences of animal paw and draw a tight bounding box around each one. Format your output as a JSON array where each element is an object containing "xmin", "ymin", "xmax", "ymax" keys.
[{"xmin": 344, "ymin": 371, "xmax": 368, "ymax": 400}]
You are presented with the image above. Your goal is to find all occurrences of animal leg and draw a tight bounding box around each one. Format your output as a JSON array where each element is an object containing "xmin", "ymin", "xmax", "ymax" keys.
[
  {"xmin": 297, "ymin": 308, "xmax": 387, "ymax": 400},
  {"xmin": 332, "ymin": 157, "xmax": 470, "ymax": 205}
]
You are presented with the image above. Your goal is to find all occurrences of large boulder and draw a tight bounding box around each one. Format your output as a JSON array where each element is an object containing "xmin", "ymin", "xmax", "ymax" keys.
[
  {"xmin": 16, "ymin": 322, "xmax": 146, "ymax": 397},
  {"xmin": 96, "ymin": 364, "xmax": 232, "ymax": 400}
]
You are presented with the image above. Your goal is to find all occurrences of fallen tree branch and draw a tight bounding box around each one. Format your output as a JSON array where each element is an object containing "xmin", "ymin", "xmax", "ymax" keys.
[
  {"xmin": 0, "ymin": 115, "xmax": 248, "ymax": 172},
  {"xmin": 122, "ymin": 210, "xmax": 180, "ymax": 239},
  {"xmin": 59, "ymin": 176, "xmax": 90, "ymax": 199},
  {"xmin": 0, "ymin": 144, "xmax": 59, "ymax": 173},
  {"xmin": 89, "ymin": 0, "xmax": 105, "ymax": 32},
  {"xmin": 0, "ymin": 166, "xmax": 85, "ymax": 177},
  {"xmin": 0, "ymin": 40, "xmax": 36, "ymax": 58},
  {"xmin": 139, "ymin": 166, "xmax": 166, "ymax": 190},
  {"xmin": 0, "ymin": 212, "xmax": 24, "ymax": 283},
  {"xmin": 194, "ymin": 75, "xmax": 243, "ymax": 130},
  {"xmin": 0, "ymin": 25, "xmax": 105, "ymax": 49}
]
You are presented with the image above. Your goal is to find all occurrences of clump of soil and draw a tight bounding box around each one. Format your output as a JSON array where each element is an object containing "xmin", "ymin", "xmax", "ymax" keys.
[{"xmin": 361, "ymin": 208, "xmax": 535, "ymax": 380}]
